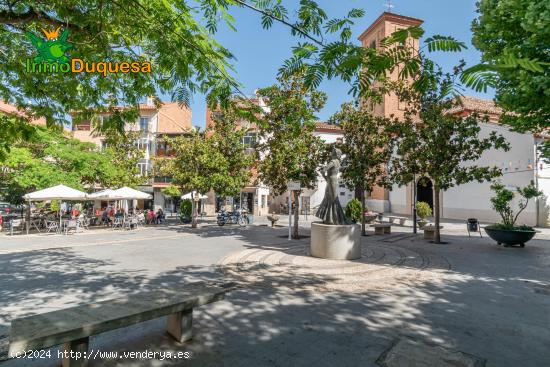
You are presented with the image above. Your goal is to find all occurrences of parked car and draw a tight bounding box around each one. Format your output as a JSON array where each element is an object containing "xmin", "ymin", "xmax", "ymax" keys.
[{"xmin": 0, "ymin": 202, "xmax": 12, "ymax": 216}]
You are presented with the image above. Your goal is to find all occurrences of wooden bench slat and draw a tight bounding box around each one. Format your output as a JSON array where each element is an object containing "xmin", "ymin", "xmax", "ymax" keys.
[{"xmin": 9, "ymin": 284, "xmax": 224, "ymax": 355}]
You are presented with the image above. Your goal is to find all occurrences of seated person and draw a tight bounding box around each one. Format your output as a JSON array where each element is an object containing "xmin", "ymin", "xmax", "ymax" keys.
[{"xmin": 101, "ymin": 209, "xmax": 111, "ymax": 224}]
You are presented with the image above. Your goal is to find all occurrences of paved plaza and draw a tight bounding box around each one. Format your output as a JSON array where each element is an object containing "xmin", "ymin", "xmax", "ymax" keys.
[{"xmin": 0, "ymin": 218, "xmax": 549, "ymax": 366}]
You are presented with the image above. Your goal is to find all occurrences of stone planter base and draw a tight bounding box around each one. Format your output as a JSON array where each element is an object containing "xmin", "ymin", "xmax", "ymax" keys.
[{"xmin": 310, "ymin": 222, "xmax": 361, "ymax": 260}]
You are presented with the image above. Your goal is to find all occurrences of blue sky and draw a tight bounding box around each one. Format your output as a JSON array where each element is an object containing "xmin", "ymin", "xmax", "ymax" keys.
[{"xmin": 182, "ymin": 0, "xmax": 493, "ymax": 128}]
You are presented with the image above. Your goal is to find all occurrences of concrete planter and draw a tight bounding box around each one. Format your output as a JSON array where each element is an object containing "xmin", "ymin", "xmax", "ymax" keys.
[
  {"xmin": 418, "ymin": 219, "xmax": 428, "ymax": 229},
  {"xmin": 310, "ymin": 222, "xmax": 361, "ymax": 260},
  {"xmin": 484, "ymin": 227, "xmax": 536, "ymax": 247}
]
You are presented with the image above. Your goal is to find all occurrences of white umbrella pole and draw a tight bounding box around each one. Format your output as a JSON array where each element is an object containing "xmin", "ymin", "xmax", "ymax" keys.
[{"xmin": 26, "ymin": 199, "xmax": 30, "ymax": 235}]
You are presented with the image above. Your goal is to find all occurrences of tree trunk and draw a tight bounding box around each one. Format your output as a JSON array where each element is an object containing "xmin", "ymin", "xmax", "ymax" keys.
[
  {"xmin": 292, "ymin": 190, "xmax": 300, "ymax": 239},
  {"xmin": 26, "ymin": 202, "xmax": 31, "ymax": 235},
  {"xmin": 434, "ymin": 185, "xmax": 441, "ymax": 243},
  {"xmin": 191, "ymin": 193, "xmax": 198, "ymax": 228},
  {"xmin": 360, "ymin": 188, "xmax": 366, "ymax": 236}
]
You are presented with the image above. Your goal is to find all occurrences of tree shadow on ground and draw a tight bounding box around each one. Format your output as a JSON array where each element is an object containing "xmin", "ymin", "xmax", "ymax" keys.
[{"xmin": 0, "ymin": 224, "xmax": 549, "ymax": 366}]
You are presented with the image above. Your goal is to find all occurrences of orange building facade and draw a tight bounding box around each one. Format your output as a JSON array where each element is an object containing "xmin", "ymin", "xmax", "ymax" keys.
[
  {"xmin": 71, "ymin": 100, "xmax": 192, "ymax": 212},
  {"xmin": 357, "ymin": 12, "xmax": 423, "ymax": 212}
]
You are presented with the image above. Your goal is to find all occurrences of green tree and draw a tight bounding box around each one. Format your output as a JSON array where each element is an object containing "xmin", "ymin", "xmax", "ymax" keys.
[
  {"xmin": 388, "ymin": 63, "xmax": 509, "ymax": 243},
  {"xmin": 331, "ymin": 102, "xmax": 395, "ymax": 236},
  {"xmin": 162, "ymin": 185, "xmax": 181, "ymax": 198},
  {"xmin": 207, "ymin": 106, "xmax": 254, "ymax": 198},
  {"xmin": 102, "ymin": 130, "xmax": 146, "ymax": 187},
  {"xmin": 156, "ymin": 131, "xmax": 218, "ymax": 228},
  {"xmin": 156, "ymin": 108, "xmax": 252, "ymax": 228},
  {"xmin": 0, "ymin": 126, "xmax": 139, "ymax": 203},
  {"xmin": 470, "ymin": 0, "xmax": 550, "ymax": 155},
  {"xmin": 0, "ymin": 114, "xmax": 37, "ymax": 161},
  {"xmin": 255, "ymin": 72, "xmax": 327, "ymax": 239},
  {"xmin": 0, "ymin": 0, "xmax": 239, "ymax": 135}
]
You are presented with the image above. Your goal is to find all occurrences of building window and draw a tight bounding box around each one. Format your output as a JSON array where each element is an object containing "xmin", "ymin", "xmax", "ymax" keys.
[
  {"xmin": 136, "ymin": 138, "xmax": 151, "ymax": 153},
  {"xmin": 370, "ymin": 40, "xmax": 376, "ymax": 49},
  {"xmin": 139, "ymin": 117, "xmax": 150, "ymax": 132},
  {"xmin": 137, "ymin": 160, "xmax": 151, "ymax": 176},
  {"xmin": 243, "ymin": 133, "xmax": 257, "ymax": 148}
]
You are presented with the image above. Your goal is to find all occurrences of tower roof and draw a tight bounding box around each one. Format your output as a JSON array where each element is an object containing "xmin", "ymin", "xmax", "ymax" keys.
[{"xmin": 358, "ymin": 12, "xmax": 424, "ymax": 41}]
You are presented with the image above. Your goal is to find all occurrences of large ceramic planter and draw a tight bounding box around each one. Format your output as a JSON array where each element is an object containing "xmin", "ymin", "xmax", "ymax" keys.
[{"xmin": 484, "ymin": 227, "xmax": 536, "ymax": 247}]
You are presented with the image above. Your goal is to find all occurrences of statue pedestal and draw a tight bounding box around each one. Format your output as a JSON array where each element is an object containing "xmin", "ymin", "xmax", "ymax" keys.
[{"xmin": 310, "ymin": 222, "xmax": 361, "ymax": 260}]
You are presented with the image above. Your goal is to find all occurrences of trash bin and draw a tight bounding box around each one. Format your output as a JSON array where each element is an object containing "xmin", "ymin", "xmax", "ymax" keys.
[
  {"xmin": 467, "ymin": 218, "xmax": 479, "ymax": 232},
  {"xmin": 467, "ymin": 218, "xmax": 482, "ymax": 237}
]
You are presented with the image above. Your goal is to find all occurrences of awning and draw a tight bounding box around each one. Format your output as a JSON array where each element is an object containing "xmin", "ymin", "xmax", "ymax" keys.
[
  {"xmin": 111, "ymin": 187, "xmax": 152, "ymax": 200},
  {"xmin": 23, "ymin": 184, "xmax": 88, "ymax": 201},
  {"xmin": 88, "ymin": 189, "xmax": 124, "ymax": 200}
]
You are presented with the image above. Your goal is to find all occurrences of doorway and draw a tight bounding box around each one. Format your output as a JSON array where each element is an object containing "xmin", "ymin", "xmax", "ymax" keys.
[{"xmin": 417, "ymin": 177, "xmax": 434, "ymax": 210}]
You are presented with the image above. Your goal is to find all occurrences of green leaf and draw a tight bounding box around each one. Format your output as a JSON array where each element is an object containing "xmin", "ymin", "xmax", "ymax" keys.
[{"xmin": 424, "ymin": 35, "xmax": 467, "ymax": 52}]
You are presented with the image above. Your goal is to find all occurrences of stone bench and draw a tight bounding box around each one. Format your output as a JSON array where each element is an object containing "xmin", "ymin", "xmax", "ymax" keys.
[
  {"xmin": 373, "ymin": 223, "xmax": 392, "ymax": 235},
  {"xmin": 8, "ymin": 283, "xmax": 226, "ymax": 367},
  {"xmin": 387, "ymin": 216, "xmax": 407, "ymax": 226},
  {"xmin": 423, "ymin": 225, "xmax": 444, "ymax": 240}
]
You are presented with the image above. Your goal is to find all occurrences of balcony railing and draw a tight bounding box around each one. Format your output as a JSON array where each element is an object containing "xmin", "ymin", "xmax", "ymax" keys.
[{"xmin": 153, "ymin": 176, "xmax": 172, "ymax": 184}]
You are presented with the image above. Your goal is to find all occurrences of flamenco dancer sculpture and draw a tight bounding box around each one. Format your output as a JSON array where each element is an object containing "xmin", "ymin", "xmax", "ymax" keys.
[
  {"xmin": 311, "ymin": 146, "xmax": 361, "ymax": 260},
  {"xmin": 315, "ymin": 147, "xmax": 350, "ymax": 225}
]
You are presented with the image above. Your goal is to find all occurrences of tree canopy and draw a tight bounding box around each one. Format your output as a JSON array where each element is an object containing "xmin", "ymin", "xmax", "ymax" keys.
[
  {"xmin": 331, "ymin": 102, "xmax": 395, "ymax": 235},
  {"xmin": 255, "ymin": 72, "xmax": 327, "ymax": 238},
  {"xmin": 0, "ymin": 0, "xmax": 238, "ymax": 132},
  {"xmin": 155, "ymin": 106, "xmax": 252, "ymax": 226},
  {"xmin": 0, "ymin": 125, "xmax": 145, "ymax": 203},
  {"xmin": 388, "ymin": 62, "xmax": 510, "ymax": 243},
  {"xmin": 471, "ymin": 0, "xmax": 550, "ymax": 137}
]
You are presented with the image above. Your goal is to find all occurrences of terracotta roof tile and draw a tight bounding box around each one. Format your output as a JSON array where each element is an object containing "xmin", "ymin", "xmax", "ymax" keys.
[
  {"xmin": 315, "ymin": 121, "xmax": 343, "ymax": 132},
  {"xmin": 451, "ymin": 96, "xmax": 503, "ymax": 116},
  {"xmin": 0, "ymin": 101, "xmax": 46, "ymax": 125}
]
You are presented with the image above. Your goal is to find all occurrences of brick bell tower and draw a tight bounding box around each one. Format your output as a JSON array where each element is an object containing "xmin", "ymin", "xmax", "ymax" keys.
[{"xmin": 357, "ymin": 12, "xmax": 423, "ymax": 213}]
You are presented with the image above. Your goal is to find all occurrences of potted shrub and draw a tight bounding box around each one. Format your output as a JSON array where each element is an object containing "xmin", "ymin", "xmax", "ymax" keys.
[
  {"xmin": 485, "ymin": 182, "xmax": 542, "ymax": 247},
  {"xmin": 345, "ymin": 198, "xmax": 362, "ymax": 223},
  {"xmin": 179, "ymin": 199, "xmax": 192, "ymax": 224},
  {"xmin": 416, "ymin": 201, "xmax": 432, "ymax": 229}
]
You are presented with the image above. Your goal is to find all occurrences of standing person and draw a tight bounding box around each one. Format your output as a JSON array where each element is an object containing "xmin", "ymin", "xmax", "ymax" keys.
[
  {"xmin": 156, "ymin": 208, "xmax": 164, "ymax": 224},
  {"xmin": 101, "ymin": 208, "xmax": 110, "ymax": 225},
  {"xmin": 147, "ymin": 209, "xmax": 155, "ymax": 224}
]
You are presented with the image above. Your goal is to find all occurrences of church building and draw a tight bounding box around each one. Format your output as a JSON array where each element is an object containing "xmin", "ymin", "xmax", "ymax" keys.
[{"xmin": 359, "ymin": 12, "xmax": 550, "ymax": 227}]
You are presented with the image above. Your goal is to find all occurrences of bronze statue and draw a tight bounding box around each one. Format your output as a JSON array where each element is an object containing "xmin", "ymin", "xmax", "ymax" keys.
[{"xmin": 316, "ymin": 147, "xmax": 350, "ymax": 225}]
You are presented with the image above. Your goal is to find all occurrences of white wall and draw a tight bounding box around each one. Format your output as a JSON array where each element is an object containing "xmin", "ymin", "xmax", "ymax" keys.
[
  {"xmin": 387, "ymin": 122, "xmax": 543, "ymax": 225},
  {"xmin": 441, "ymin": 122, "xmax": 537, "ymax": 225},
  {"xmin": 535, "ymin": 139, "xmax": 550, "ymax": 227},
  {"xmin": 389, "ymin": 184, "xmax": 409, "ymax": 215},
  {"xmin": 153, "ymin": 188, "xmax": 165, "ymax": 211}
]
